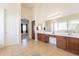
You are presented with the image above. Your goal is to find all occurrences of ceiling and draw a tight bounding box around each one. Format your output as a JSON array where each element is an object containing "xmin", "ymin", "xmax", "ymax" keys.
[
  {"xmin": 22, "ymin": 3, "xmax": 79, "ymax": 8},
  {"xmin": 22, "ymin": 3, "xmax": 79, "ymax": 14},
  {"xmin": 21, "ymin": 3, "xmax": 79, "ymax": 20}
]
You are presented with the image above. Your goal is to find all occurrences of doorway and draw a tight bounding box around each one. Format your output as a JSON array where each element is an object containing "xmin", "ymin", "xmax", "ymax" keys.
[{"xmin": 21, "ymin": 19, "xmax": 29, "ymax": 46}]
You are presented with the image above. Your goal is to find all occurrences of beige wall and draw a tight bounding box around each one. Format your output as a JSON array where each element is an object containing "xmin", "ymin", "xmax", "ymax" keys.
[
  {"xmin": 21, "ymin": 4, "xmax": 33, "ymax": 20},
  {"xmin": 21, "ymin": 4, "xmax": 33, "ymax": 39}
]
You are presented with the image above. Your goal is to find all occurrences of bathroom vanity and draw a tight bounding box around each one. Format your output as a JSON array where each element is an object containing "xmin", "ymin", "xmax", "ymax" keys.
[
  {"xmin": 37, "ymin": 32, "xmax": 79, "ymax": 55},
  {"xmin": 36, "ymin": 13, "xmax": 79, "ymax": 55}
]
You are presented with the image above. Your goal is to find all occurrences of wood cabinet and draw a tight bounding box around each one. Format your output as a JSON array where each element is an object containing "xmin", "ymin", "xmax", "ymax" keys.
[
  {"xmin": 56, "ymin": 35, "xmax": 79, "ymax": 55},
  {"xmin": 67, "ymin": 37, "xmax": 79, "ymax": 50},
  {"xmin": 56, "ymin": 36, "xmax": 67, "ymax": 49},
  {"xmin": 37, "ymin": 33, "xmax": 79, "ymax": 55},
  {"xmin": 37, "ymin": 33, "xmax": 49, "ymax": 43},
  {"xmin": 66, "ymin": 37, "xmax": 79, "ymax": 54}
]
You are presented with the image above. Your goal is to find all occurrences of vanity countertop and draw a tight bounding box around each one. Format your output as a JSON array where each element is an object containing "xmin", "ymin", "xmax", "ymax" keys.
[{"xmin": 37, "ymin": 31, "xmax": 79, "ymax": 38}]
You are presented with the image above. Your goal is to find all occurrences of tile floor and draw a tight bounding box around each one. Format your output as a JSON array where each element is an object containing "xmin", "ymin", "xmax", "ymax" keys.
[{"xmin": 0, "ymin": 39, "xmax": 77, "ymax": 56}]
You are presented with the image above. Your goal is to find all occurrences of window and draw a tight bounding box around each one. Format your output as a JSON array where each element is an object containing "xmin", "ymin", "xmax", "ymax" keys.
[
  {"xmin": 69, "ymin": 20, "xmax": 79, "ymax": 34},
  {"xmin": 58, "ymin": 22, "xmax": 67, "ymax": 32},
  {"xmin": 54, "ymin": 22, "xmax": 58, "ymax": 33},
  {"xmin": 23, "ymin": 24, "xmax": 26, "ymax": 32},
  {"xmin": 54, "ymin": 21, "xmax": 68, "ymax": 34}
]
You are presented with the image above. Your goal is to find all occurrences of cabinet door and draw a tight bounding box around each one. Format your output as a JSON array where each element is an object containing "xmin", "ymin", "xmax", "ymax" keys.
[
  {"xmin": 37, "ymin": 34, "xmax": 42, "ymax": 41},
  {"xmin": 37, "ymin": 34, "xmax": 49, "ymax": 43},
  {"xmin": 67, "ymin": 37, "xmax": 79, "ymax": 51},
  {"xmin": 41, "ymin": 34, "xmax": 49, "ymax": 42},
  {"xmin": 56, "ymin": 36, "xmax": 67, "ymax": 49}
]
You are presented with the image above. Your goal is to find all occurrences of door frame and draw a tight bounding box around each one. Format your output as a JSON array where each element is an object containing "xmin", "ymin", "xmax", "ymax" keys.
[{"xmin": 32, "ymin": 20, "xmax": 35, "ymax": 40}]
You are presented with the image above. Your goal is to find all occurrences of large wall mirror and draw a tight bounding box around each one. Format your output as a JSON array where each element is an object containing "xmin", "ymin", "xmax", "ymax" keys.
[{"xmin": 44, "ymin": 13, "xmax": 79, "ymax": 35}]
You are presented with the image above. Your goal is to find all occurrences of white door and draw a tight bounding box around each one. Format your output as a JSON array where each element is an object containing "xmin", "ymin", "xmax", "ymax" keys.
[
  {"xmin": 0, "ymin": 8, "xmax": 5, "ymax": 48},
  {"xmin": 0, "ymin": 4, "xmax": 21, "ymax": 47},
  {"xmin": 5, "ymin": 4, "xmax": 21, "ymax": 46},
  {"xmin": 5, "ymin": 8, "xmax": 18, "ymax": 46}
]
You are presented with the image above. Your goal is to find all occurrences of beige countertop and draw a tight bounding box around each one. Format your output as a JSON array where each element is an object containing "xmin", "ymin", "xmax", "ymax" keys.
[{"xmin": 37, "ymin": 31, "xmax": 79, "ymax": 38}]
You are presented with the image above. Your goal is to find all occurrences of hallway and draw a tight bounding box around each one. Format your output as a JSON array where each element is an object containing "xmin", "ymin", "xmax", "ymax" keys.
[{"xmin": 21, "ymin": 19, "xmax": 29, "ymax": 44}]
